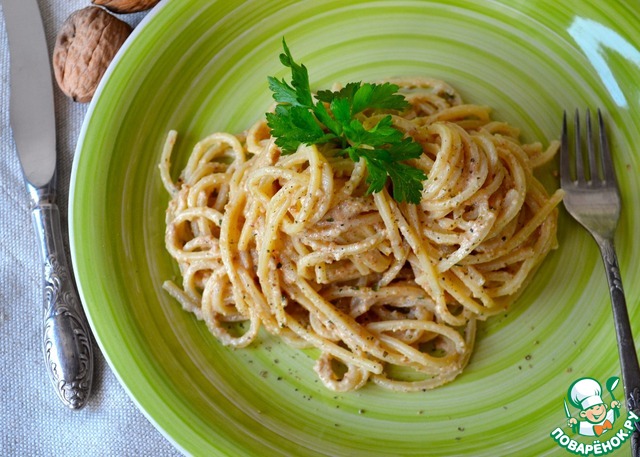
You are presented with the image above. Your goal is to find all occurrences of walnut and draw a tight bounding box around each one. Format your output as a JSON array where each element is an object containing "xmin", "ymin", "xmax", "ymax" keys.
[
  {"xmin": 52, "ymin": 7, "xmax": 132, "ymax": 103},
  {"xmin": 91, "ymin": 0, "xmax": 161, "ymax": 14}
]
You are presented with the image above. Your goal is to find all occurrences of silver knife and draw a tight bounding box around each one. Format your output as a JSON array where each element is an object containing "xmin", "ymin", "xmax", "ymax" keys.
[{"xmin": 2, "ymin": 0, "xmax": 94, "ymax": 409}]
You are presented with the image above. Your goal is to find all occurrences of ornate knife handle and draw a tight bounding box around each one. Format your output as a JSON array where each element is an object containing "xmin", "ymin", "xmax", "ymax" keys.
[{"xmin": 30, "ymin": 187, "xmax": 93, "ymax": 409}]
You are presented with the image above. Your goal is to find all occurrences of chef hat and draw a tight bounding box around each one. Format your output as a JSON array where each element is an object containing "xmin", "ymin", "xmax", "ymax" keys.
[{"xmin": 570, "ymin": 378, "xmax": 604, "ymax": 410}]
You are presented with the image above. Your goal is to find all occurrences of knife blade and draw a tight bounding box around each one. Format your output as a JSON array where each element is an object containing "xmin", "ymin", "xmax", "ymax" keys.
[{"xmin": 2, "ymin": 0, "xmax": 94, "ymax": 409}]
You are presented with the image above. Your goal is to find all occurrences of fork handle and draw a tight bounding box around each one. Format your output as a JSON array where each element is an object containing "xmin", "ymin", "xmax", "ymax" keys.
[{"xmin": 596, "ymin": 236, "xmax": 640, "ymax": 453}]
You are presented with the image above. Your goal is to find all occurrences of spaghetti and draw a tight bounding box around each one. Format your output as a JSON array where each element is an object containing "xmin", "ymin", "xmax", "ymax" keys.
[{"xmin": 160, "ymin": 77, "xmax": 563, "ymax": 392}]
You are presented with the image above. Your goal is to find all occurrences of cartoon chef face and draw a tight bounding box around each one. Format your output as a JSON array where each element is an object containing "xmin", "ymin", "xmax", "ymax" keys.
[{"xmin": 581, "ymin": 403, "xmax": 608, "ymax": 423}]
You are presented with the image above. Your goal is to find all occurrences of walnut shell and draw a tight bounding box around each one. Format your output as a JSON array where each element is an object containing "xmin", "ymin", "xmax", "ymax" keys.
[
  {"xmin": 53, "ymin": 7, "xmax": 132, "ymax": 103},
  {"xmin": 91, "ymin": 0, "xmax": 161, "ymax": 14}
]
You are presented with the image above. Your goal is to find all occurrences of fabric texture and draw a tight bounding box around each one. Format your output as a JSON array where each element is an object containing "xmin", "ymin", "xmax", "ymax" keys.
[{"xmin": 0, "ymin": 1, "xmax": 181, "ymax": 455}]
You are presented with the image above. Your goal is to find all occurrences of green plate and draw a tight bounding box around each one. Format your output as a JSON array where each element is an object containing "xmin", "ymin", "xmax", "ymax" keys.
[{"xmin": 70, "ymin": 1, "xmax": 640, "ymax": 455}]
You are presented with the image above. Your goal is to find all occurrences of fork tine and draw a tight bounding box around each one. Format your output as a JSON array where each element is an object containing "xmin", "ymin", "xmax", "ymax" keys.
[
  {"xmin": 598, "ymin": 109, "xmax": 618, "ymax": 186},
  {"xmin": 574, "ymin": 109, "xmax": 586, "ymax": 183},
  {"xmin": 560, "ymin": 110, "xmax": 572, "ymax": 185},
  {"xmin": 585, "ymin": 109, "xmax": 599, "ymax": 182}
]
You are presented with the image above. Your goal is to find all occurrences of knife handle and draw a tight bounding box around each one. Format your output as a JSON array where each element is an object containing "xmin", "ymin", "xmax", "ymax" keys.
[{"xmin": 31, "ymin": 201, "xmax": 94, "ymax": 409}]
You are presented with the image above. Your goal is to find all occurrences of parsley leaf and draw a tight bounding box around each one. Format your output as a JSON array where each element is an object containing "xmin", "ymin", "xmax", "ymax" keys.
[
  {"xmin": 267, "ymin": 76, "xmax": 299, "ymax": 106},
  {"xmin": 274, "ymin": 39, "xmax": 314, "ymax": 107},
  {"xmin": 385, "ymin": 159, "xmax": 427, "ymax": 204},
  {"xmin": 348, "ymin": 139, "xmax": 425, "ymax": 202},
  {"xmin": 266, "ymin": 38, "xmax": 427, "ymax": 204},
  {"xmin": 316, "ymin": 82, "xmax": 360, "ymax": 105},
  {"xmin": 344, "ymin": 115, "xmax": 403, "ymax": 147},
  {"xmin": 352, "ymin": 82, "xmax": 409, "ymax": 113},
  {"xmin": 265, "ymin": 105, "xmax": 336, "ymax": 153}
]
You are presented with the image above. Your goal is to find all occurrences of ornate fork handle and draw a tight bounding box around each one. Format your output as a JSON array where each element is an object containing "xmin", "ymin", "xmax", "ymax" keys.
[
  {"xmin": 596, "ymin": 235, "xmax": 640, "ymax": 435},
  {"xmin": 30, "ymin": 189, "xmax": 94, "ymax": 409}
]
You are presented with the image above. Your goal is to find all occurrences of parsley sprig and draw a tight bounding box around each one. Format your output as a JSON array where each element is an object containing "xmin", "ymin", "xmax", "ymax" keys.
[{"xmin": 265, "ymin": 39, "xmax": 427, "ymax": 204}]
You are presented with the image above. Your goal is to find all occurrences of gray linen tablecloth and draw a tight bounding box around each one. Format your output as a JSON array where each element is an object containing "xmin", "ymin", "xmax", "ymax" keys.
[{"xmin": 0, "ymin": 1, "xmax": 181, "ymax": 455}]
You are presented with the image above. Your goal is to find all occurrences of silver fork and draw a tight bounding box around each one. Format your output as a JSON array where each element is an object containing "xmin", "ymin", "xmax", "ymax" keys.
[{"xmin": 561, "ymin": 109, "xmax": 640, "ymax": 451}]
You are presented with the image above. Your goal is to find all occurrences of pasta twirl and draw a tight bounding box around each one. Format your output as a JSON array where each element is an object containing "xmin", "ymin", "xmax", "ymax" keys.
[{"xmin": 160, "ymin": 78, "xmax": 563, "ymax": 392}]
